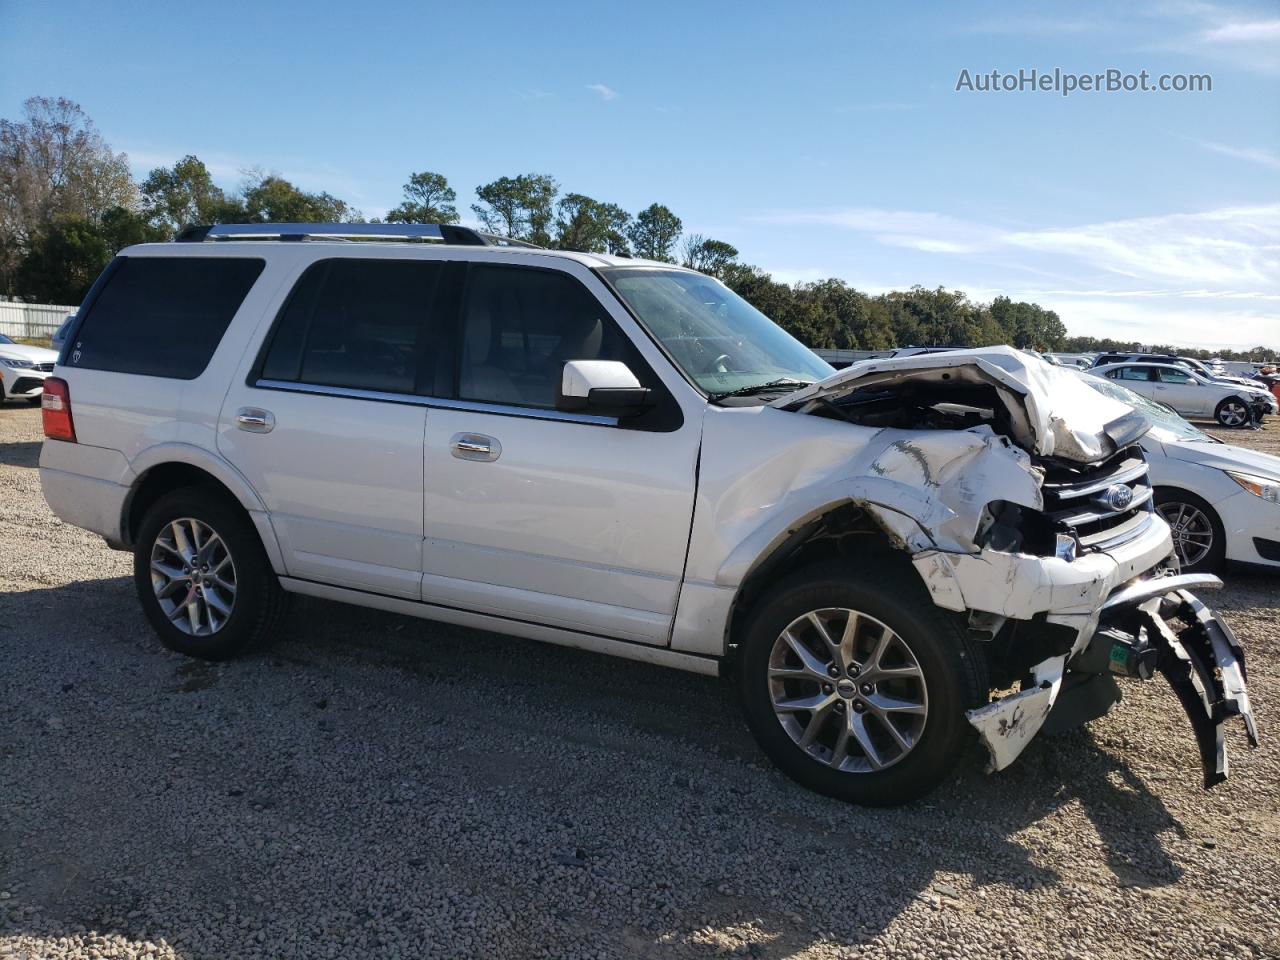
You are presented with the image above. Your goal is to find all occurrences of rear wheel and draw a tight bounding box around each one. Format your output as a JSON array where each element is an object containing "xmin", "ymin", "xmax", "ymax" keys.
[
  {"xmin": 133, "ymin": 488, "xmax": 285, "ymax": 660},
  {"xmin": 1154, "ymin": 488, "xmax": 1226, "ymax": 573},
  {"xmin": 1215, "ymin": 397, "xmax": 1250, "ymax": 427},
  {"xmin": 738, "ymin": 563, "xmax": 987, "ymax": 806}
]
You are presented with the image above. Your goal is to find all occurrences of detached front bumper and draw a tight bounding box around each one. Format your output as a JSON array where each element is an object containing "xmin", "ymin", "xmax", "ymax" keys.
[
  {"xmin": 965, "ymin": 572, "xmax": 1259, "ymax": 786},
  {"xmin": 1106, "ymin": 583, "xmax": 1258, "ymax": 787}
]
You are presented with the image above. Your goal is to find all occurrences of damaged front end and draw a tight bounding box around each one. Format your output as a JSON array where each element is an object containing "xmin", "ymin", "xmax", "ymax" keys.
[{"xmin": 771, "ymin": 347, "xmax": 1260, "ymax": 787}]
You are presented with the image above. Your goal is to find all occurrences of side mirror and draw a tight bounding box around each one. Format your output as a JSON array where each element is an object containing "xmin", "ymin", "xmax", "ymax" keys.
[{"xmin": 557, "ymin": 360, "xmax": 652, "ymax": 414}]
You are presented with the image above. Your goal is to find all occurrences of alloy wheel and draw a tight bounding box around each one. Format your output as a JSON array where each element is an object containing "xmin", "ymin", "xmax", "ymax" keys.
[
  {"xmin": 150, "ymin": 517, "xmax": 237, "ymax": 636},
  {"xmin": 1156, "ymin": 502, "xmax": 1215, "ymax": 568},
  {"xmin": 767, "ymin": 608, "xmax": 928, "ymax": 773},
  {"xmin": 1219, "ymin": 401, "xmax": 1248, "ymax": 426}
]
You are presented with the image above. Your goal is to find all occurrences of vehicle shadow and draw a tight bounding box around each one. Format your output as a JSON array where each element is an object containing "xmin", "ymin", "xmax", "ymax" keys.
[
  {"xmin": 0, "ymin": 439, "xmax": 43, "ymax": 468},
  {"xmin": 0, "ymin": 576, "xmax": 1190, "ymax": 958}
]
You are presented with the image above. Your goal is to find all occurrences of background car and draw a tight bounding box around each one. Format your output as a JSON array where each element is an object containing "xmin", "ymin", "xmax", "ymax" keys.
[
  {"xmin": 1089, "ymin": 361, "xmax": 1277, "ymax": 427},
  {"xmin": 50, "ymin": 314, "xmax": 75, "ymax": 353},
  {"xmin": 0, "ymin": 333, "xmax": 58, "ymax": 403},
  {"xmin": 1080, "ymin": 372, "xmax": 1280, "ymax": 573},
  {"xmin": 1090, "ymin": 352, "xmax": 1258, "ymax": 388}
]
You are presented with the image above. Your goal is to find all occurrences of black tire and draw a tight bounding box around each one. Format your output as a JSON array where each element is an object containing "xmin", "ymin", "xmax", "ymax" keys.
[
  {"xmin": 133, "ymin": 487, "xmax": 286, "ymax": 660},
  {"xmin": 1214, "ymin": 396, "xmax": 1250, "ymax": 428},
  {"xmin": 737, "ymin": 562, "xmax": 988, "ymax": 806},
  {"xmin": 1154, "ymin": 488, "xmax": 1226, "ymax": 573}
]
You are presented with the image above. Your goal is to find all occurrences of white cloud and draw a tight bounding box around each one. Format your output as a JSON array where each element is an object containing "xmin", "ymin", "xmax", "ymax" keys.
[
  {"xmin": 586, "ymin": 83, "xmax": 619, "ymax": 101},
  {"xmin": 1198, "ymin": 141, "xmax": 1280, "ymax": 170},
  {"xmin": 753, "ymin": 202, "xmax": 1280, "ymax": 348},
  {"xmin": 1202, "ymin": 18, "xmax": 1280, "ymax": 43}
]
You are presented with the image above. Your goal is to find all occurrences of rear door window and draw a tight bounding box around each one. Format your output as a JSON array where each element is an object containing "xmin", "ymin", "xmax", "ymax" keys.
[
  {"xmin": 260, "ymin": 259, "xmax": 445, "ymax": 395},
  {"xmin": 69, "ymin": 256, "xmax": 264, "ymax": 379}
]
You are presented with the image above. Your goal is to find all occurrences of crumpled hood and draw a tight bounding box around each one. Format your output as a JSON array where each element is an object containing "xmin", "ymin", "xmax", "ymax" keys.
[
  {"xmin": 772, "ymin": 346, "xmax": 1147, "ymax": 463},
  {"xmin": 0, "ymin": 342, "xmax": 58, "ymax": 363}
]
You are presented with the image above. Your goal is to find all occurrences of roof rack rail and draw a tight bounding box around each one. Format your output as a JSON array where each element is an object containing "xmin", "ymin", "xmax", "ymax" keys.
[{"xmin": 173, "ymin": 223, "xmax": 542, "ymax": 249}]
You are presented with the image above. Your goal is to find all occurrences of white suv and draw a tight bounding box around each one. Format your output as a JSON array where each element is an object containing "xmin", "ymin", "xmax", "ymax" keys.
[{"xmin": 39, "ymin": 222, "xmax": 1257, "ymax": 805}]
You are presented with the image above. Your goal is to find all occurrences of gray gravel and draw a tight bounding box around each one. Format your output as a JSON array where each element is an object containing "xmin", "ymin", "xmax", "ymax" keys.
[{"xmin": 1, "ymin": 404, "xmax": 1277, "ymax": 960}]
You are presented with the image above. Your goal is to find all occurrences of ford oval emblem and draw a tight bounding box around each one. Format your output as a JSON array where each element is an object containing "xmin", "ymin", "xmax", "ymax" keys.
[{"xmin": 1097, "ymin": 483, "xmax": 1134, "ymax": 512}]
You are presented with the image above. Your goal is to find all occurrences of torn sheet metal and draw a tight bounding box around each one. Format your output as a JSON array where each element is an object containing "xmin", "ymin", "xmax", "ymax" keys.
[
  {"xmin": 967, "ymin": 656, "xmax": 1067, "ymax": 771},
  {"xmin": 1143, "ymin": 590, "xmax": 1259, "ymax": 787},
  {"xmin": 773, "ymin": 346, "xmax": 1147, "ymax": 464}
]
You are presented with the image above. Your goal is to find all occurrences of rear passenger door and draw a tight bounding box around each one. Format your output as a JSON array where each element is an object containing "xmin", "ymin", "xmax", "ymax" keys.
[
  {"xmin": 420, "ymin": 261, "xmax": 702, "ymax": 647},
  {"xmin": 218, "ymin": 257, "xmax": 447, "ymax": 600}
]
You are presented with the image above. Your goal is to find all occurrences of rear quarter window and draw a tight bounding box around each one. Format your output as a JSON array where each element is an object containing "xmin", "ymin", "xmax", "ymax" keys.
[{"xmin": 69, "ymin": 256, "xmax": 264, "ymax": 379}]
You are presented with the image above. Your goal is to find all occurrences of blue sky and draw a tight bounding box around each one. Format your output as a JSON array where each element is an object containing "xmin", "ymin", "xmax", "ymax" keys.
[{"xmin": 2, "ymin": 0, "xmax": 1277, "ymax": 349}]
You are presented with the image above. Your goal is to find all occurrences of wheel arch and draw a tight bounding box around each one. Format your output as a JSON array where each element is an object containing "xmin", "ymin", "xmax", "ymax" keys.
[
  {"xmin": 121, "ymin": 445, "xmax": 286, "ymax": 574},
  {"xmin": 720, "ymin": 499, "xmax": 927, "ymax": 669}
]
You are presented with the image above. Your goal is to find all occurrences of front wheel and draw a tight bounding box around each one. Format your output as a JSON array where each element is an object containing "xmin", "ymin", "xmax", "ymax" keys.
[
  {"xmin": 1215, "ymin": 397, "xmax": 1250, "ymax": 427},
  {"xmin": 1154, "ymin": 488, "xmax": 1225, "ymax": 573},
  {"xmin": 133, "ymin": 487, "xmax": 286, "ymax": 660},
  {"xmin": 737, "ymin": 563, "xmax": 987, "ymax": 806}
]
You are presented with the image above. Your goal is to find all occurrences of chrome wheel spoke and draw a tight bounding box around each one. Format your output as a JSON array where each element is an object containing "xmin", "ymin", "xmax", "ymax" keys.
[
  {"xmin": 151, "ymin": 517, "xmax": 237, "ymax": 637},
  {"xmin": 866, "ymin": 692, "xmax": 927, "ymax": 715},
  {"xmin": 769, "ymin": 607, "xmax": 927, "ymax": 774},
  {"xmin": 849, "ymin": 713, "xmax": 884, "ymax": 770},
  {"xmin": 780, "ymin": 629, "xmax": 832, "ymax": 681},
  {"xmin": 775, "ymin": 692, "xmax": 835, "ymax": 714}
]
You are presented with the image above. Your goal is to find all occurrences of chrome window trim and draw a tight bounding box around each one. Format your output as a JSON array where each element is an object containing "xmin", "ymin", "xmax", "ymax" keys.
[{"xmin": 253, "ymin": 378, "xmax": 619, "ymax": 426}]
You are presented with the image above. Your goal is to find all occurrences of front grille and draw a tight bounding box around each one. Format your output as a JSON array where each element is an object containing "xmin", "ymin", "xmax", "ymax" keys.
[{"xmin": 1040, "ymin": 444, "xmax": 1154, "ymax": 552}]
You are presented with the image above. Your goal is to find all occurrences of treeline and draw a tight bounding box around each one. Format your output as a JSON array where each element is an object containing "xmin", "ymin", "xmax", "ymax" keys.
[{"xmin": 1, "ymin": 96, "xmax": 1271, "ymax": 360}]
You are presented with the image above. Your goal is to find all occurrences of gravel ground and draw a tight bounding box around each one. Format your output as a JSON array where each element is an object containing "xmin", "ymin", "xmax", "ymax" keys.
[{"xmin": 1, "ymin": 404, "xmax": 1277, "ymax": 960}]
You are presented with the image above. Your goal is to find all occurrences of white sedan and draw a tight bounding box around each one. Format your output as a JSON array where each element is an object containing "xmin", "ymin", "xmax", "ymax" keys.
[
  {"xmin": 1083, "ymin": 373, "xmax": 1280, "ymax": 573},
  {"xmin": 1091, "ymin": 361, "xmax": 1277, "ymax": 427},
  {"xmin": 0, "ymin": 334, "xmax": 59, "ymax": 403}
]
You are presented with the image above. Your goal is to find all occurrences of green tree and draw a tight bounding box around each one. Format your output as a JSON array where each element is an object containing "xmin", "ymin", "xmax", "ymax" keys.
[
  {"xmin": 553, "ymin": 193, "xmax": 630, "ymax": 254},
  {"xmin": 140, "ymin": 155, "xmax": 234, "ymax": 233},
  {"xmin": 239, "ymin": 170, "xmax": 360, "ymax": 223},
  {"xmin": 471, "ymin": 173, "xmax": 558, "ymax": 245},
  {"xmin": 628, "ymin": 203, "xmax": 682, "ymax": 262},
  {"xmin": 385, "ymin": 170, "xmax": 459, "ymax": 224},
  {"xmin": 0, "ymin": 96, "xmax": 136, "ymax": 294},
  {"xmin": 14, "ymin": 207, "xmax": 162, "ymax": 304},
  {"xmin": 680, "ymin": 234, "xmax": 738, "ymax": 277}
]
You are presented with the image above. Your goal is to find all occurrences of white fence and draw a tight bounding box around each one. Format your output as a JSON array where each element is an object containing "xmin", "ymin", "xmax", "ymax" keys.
[{"xmin": 0, "ymin": 301, "xmax": 75, "ymax": 342}]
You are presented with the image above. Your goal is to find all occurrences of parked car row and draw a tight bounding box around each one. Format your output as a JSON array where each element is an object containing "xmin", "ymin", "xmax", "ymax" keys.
[
  {"xmin": 1089, "ymin": 361, "xmax": 1277, "ymax": 427},
  {"xmin": 1077, "ymin": 372, "xmax": 1280, "ymax": 574}
]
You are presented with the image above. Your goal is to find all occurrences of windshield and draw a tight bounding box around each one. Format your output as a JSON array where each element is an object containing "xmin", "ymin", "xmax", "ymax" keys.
[
  {"xmin": 1078, "ymin": 371, "xmax": 1212, "ymax": 442},
  {"xmin": 0, "ymin": 334, "xmax": 12, "ymax": 344},
  {"xmin": 602, "ymin": 268, "xmax": 833, "ymax": 395}
]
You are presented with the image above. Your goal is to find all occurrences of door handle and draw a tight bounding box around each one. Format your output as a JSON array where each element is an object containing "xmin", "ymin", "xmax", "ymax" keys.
[
  {"xmin": 236, "ymin": 407, "xmax": 275, "ymax": 433},
  {"xmin": 450, "ymin": 432, "xmax": 501, "ymax": 462}
]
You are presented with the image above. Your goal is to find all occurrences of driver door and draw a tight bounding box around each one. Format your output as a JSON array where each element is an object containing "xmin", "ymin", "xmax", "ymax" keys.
[{"xmin": 420, "ymin": 261, "xmax": 703, "ymax": 646}]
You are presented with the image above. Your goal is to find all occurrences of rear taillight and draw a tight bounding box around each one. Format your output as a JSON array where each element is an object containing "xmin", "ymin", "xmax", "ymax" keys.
[{"xmin": 42, "ymin": 377, "xmax": 76, "ymax": 442}]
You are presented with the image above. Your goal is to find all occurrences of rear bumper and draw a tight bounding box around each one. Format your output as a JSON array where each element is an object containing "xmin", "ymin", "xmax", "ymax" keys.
[{"xmin": 39, "ymin": 440, "xmax": 132, "ymax": 544}]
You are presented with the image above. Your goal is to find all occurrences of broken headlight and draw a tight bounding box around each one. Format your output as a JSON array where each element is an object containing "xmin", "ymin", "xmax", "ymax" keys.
[{"xmin": 976, "ymin": 501, "xmax": 1065, "ymax": 558}]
